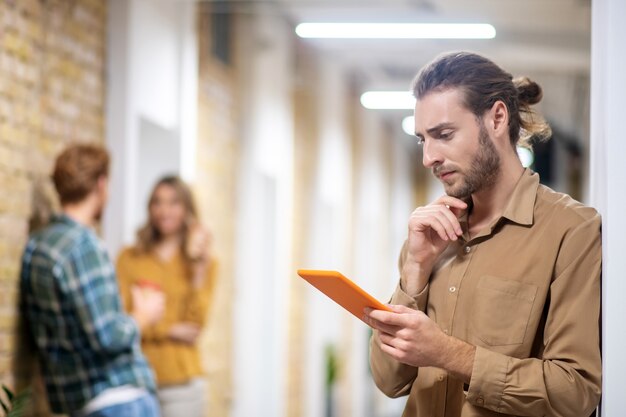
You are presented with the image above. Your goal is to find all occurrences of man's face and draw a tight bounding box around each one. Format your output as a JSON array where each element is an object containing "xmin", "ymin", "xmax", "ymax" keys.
[{"xmin": 414, "ymin": 88, "xmax": 500, "ymax": 199}]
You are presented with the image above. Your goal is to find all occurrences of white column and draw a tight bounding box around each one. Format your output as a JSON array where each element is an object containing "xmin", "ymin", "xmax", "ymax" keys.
[
  {"xmin": 103, "ymin": 0, "xmax": 136, "ymax": 256},
  {"xmin": 178, "ymin": 3, "xmax": 198, "ymax": 182},
  {"xmin": 589, "ymin": 0, "xmax": 626, "ymax": 415}
]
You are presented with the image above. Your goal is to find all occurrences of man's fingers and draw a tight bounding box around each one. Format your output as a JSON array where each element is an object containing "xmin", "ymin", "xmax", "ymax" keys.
[
  {"xmin": 410, "ymin": 205, "xmax": 463, "ymax": 239},
  {"xmin": 436, "ymin": 206, "xmax": 464, "ymax": 236},
  {"xmin": 409, "ymin": 212, "xmax": 447, "ymax": 241},
  {"xmin": 378, "ymin": 340, "xmax": 405, "ymax": 363},
  {"xmin": 368, "ymin": 318, "xmax": 400, "ymax": 335},
  {"xmin": 437, "ymin": 195, "xmax": 468, "ymax": 220},
  {"xmin": 363, "ymin": 310, "xmax": 400, "ymax": 334},
  {"xmin": 367, "ymin": 304, "xmax": 424, "ymax": 332},
  {"xmin": 429, "ymin": 210, "xmax": 462, "ymax": 240},
  {"xmin": 378, "ymin": 331, "xmax": 401, "ymax": 348},
  {"xmin": 433, "ymin": 195, "xmax": 468, "ymax": 211},
  {"xmin": 388, "ymin": 304, "xmax": 415, "ymax": 314},
  {"xmin": 368, "ymin": 308, "xmax": 409, "ymax": 327},
  {"xmin": 411, "ymin": 212, "xmax": 457, "ymax": 241}
]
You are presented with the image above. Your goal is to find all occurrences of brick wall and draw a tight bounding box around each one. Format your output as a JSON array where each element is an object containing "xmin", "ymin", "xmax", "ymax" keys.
[
  {"xmin": 195, "ymin": 5, "xmax": 238, "ymax": 416},
  {"xmin": 0, "ymin": 0, "xmax": 106, "ymax": 393}
]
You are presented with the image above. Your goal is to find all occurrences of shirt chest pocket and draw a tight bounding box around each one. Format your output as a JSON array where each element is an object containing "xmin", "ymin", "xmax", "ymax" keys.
[{"xmin": 470, "ymin": 275, "xmax": 538, "ymax": 346}]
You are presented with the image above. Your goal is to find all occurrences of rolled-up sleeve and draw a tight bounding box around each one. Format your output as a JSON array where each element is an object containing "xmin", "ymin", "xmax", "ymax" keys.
[{"xmin": 467, "ymin": 215, "xmax": 602, "ymax": 416}]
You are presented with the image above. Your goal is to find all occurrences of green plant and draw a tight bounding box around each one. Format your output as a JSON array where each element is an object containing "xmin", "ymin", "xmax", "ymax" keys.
[
  {"xmin": 1, "ymin": 385, "xmax": 31, "ymax": 417},
  {"xmin": 324, "ymin": 344, "xmax": 338, "ymax": 388}
]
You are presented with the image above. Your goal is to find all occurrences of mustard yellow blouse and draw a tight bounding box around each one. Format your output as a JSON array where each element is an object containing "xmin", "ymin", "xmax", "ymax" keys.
[{"xmin": 116, "ymin": 247, "xmax": 216, "ymax": 386}]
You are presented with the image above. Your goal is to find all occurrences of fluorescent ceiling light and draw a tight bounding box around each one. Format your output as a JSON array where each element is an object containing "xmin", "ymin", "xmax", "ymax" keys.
[
  {"xmin": 402, "ymin": 116, "xmax": 415, "ymax": 136},
  {"xmin": 295, "ymin": 23, "xmax": 496, "ymax": 39},
  {"xmin": 361, "ymin": 91, "xmax": 415, "ymax": 110}
]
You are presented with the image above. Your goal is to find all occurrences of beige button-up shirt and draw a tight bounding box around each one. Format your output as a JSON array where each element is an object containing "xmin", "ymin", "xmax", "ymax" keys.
[{"xmin": 370, "ymin": 169, "xmax": 602, "ymax": 417}]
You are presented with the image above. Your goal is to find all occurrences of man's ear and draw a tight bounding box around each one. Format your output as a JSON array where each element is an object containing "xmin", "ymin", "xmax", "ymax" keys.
[
  {"xmin": 488, "ymin": 100, "xmax": 509, "ymax": 138},
  {"xmin": 96, "ymin": 175, "xmax": 108, "ymax": 195}
]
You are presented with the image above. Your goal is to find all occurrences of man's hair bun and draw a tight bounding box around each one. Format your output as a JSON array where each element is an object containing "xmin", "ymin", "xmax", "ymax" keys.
[{"xmin": 514, "ymin": 76, "xmax": 543, "ymax": 106}]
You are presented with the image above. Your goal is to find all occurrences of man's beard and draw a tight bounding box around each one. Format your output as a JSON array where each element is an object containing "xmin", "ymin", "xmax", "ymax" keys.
[{"xmin": 439, "ymin": 125, "xmax": 501, "ymax": 199}]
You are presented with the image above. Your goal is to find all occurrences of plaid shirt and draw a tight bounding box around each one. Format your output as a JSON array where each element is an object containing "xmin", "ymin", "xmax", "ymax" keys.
[{"xmin": 20, "ymin": 214, "xmax": 156, "ymax": 414}]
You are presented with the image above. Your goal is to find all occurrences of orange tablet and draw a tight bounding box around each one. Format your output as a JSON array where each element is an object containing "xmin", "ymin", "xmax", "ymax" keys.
[{"xmin": 297, "ymin": 269, "xmax": 392, "ymax": 323}]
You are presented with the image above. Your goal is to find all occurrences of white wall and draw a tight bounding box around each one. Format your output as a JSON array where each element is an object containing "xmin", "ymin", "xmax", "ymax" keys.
[
  {"xmin": 303, "ymin": 56, "xmax": 354, "ymax": 417},
  {"xmin": 131, "ymin": 1, "xmax": 180, "ymax": 130},
  {"xmin": 104, "ymin": 0, "xmax": 197, "ymax": 257},
  {"xmin": 136, "ymin": 117, "xmax": 180, "ymax": 227},
  {"xmin": 233, "ymin": 8, "xmax": 294, "ymax": 417},
  {"xmin": 297, "ymin": 61, "xmax": 415, "ymax": 417},
  {"xmin": 349, "ymin": 107, "xmax": 392, "ymax": 417},
  {"xmin": 589, "ymin": 0, "xmax": 626, "ymax": 415},
  {"xmin": 372, "ymin": 127, "xmax": 417, "ymax": 417}
]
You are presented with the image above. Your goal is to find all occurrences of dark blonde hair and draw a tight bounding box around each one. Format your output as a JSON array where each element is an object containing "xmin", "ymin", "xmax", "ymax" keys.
[
  {"xmin": 411, "ymin": 51, "xmax": 551, "ymax": 148},
  {"xmin": 135, "ymin": 176, "xmax": 199, "ymax": 263},
  {"xmin": 52, "ymin": 144, "xmax": 110, "ymax": 204}
]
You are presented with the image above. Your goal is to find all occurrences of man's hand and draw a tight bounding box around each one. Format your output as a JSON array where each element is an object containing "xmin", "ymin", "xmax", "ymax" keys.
[
  {"xmin": 131, "ymin": 286, "xmax": 165, "ymax": 330},
  {"xmin": 168, "ymin": 322, "xmax": 202, "ymax": 345},
  {"xmin": 365, "ymin": 305, "xmax": 475, "ymax": 383},
  {"xmin": 402, "ymin": 196, "xmax": 467, "ymax": 295},
  {"xmin": 365, "ymin": 305, "xmax": 449, "ymax": 368}
]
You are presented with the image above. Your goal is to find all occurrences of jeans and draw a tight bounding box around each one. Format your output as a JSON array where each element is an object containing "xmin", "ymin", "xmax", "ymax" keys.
[{"xmin": 82, "ymin": 394, "xmax": 160, "ymax": 417}]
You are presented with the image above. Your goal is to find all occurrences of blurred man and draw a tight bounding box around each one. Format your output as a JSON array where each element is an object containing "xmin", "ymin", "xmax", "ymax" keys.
[
  {"xmin": 366, "ymin": 52, "xmax": 601, "ymax": 417},
  {"xmin": 20, "ymin": 144, "xmax": 165, "ymax": 417}
]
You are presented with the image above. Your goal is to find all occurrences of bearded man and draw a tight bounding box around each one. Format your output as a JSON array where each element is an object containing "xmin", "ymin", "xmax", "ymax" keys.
[{"xmin": 366, "ymin": 52, "xmax": 601, "ymax": 417}]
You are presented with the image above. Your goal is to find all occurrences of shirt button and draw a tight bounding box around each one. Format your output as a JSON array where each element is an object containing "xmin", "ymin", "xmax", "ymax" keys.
[
  {"xmin": 464, "ymin": 245, "xmax": 471, "ymax": 254},
  {"xmin": 438, "ymin": 374, "xmax": 445, "ymax": 381},
  {"xmin": 477, "ymin": 395, "xmax": 485, "ymax": 405},
  {"xmin": 449, "ymin": 286, "xmax": 457, "ymax": 293},
  {"xmin": 443, "ymin": 329, "xmax": 449, "ymax": 334}
]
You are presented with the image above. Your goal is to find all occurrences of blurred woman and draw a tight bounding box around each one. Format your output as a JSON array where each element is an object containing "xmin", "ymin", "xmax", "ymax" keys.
[{"xmin": 117, "ymin": 176, "xmax": 216, "ymax": 417}]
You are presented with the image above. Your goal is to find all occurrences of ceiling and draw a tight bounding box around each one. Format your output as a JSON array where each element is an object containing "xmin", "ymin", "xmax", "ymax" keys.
[
  {"xmin": 195, "ymin": 0, "xmax": 591, "ymax": 124},
  {"xmin": 280, "ymin": 0, "xmax": 590, "ymax": 89}
]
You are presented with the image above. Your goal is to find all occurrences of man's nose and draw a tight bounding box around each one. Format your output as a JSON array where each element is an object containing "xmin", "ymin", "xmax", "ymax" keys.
[{"xmin": 422, "ymin": 140, "xmax": 442, "ymax": 168}]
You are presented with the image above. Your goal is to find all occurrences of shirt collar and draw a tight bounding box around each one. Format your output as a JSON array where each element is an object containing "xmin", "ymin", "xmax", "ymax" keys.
[
  {"xmin": 500, "ymin": 168, "xmax": 540, "ymax": 226},
  {"xmin": 457, "ymin": 168, "xmax": 539, "ymax": 240},
  {"xmin": 52, "ymin": 213, "xmax": 84, "ymax": 228}
]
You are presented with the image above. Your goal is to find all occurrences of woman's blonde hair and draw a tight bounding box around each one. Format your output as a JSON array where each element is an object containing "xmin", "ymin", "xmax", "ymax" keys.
[{"xmin": 135, "ymin": 176, "xmax": 199, "ymax": 264}]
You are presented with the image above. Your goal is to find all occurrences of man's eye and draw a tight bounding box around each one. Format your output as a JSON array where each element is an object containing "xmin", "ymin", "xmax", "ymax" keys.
[{"xmin": 416, "ymin": 137, "xmax": 425, "ymax": 145}]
